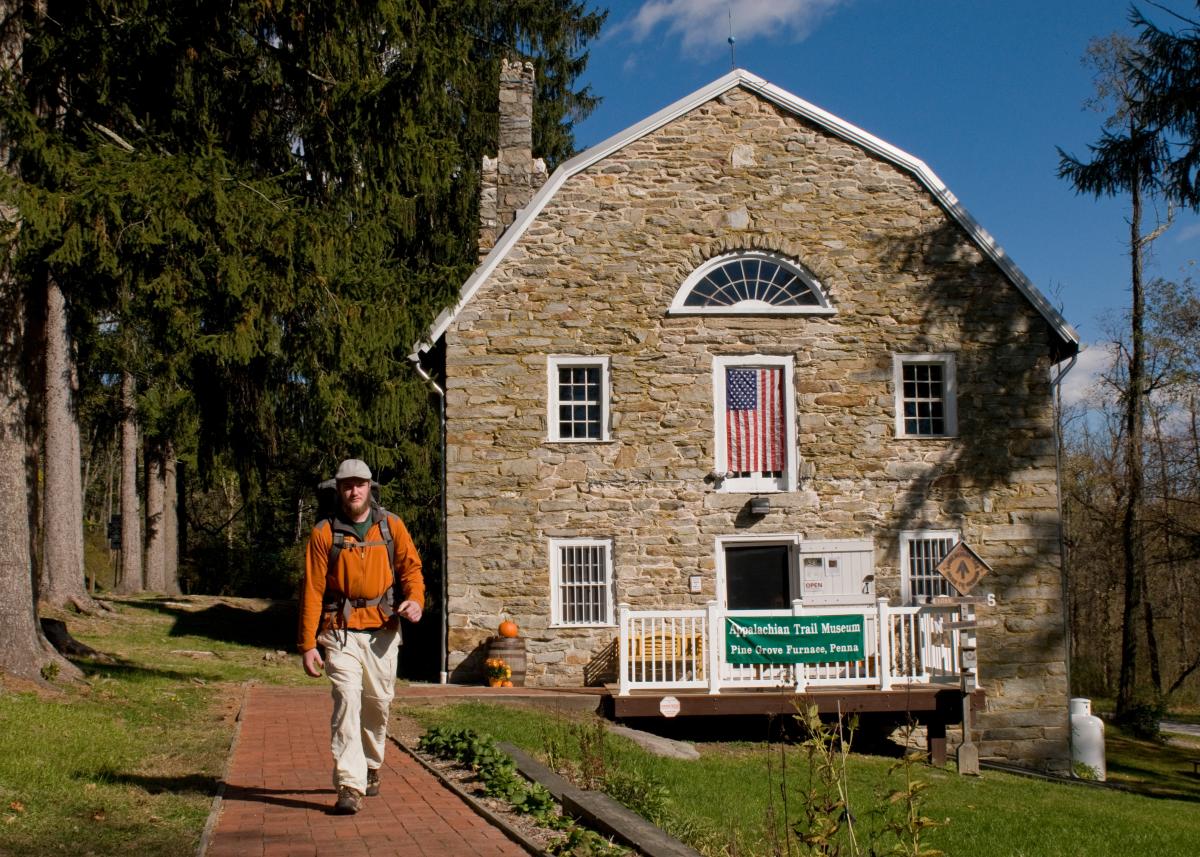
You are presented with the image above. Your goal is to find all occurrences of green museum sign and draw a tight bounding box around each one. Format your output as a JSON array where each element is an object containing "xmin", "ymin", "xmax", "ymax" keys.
[{"xmin": 725, "ymin": 615, "xmax": 867, "ymax": 664}]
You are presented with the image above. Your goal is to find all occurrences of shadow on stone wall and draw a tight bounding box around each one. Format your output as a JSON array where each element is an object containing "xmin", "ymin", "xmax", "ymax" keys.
[
  {"xmin": 450, "ymin": 638, "xmax": 490, "ymax": 684},
  {"xmin": 864, "ymin": 217, "xmax": 1072, "ymax": 721},
  {"xmin": 584, "ymin": 638, "xmax": 617, "ymax": 686}
]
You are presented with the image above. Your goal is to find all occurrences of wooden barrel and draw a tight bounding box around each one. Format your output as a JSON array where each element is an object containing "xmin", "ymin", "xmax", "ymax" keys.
[{"xmin": 486, "ymin": 636, "xmax": 527, "ymax": 686}]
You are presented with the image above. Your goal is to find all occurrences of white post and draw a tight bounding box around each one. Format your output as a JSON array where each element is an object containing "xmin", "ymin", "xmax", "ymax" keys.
[
  {"xmin": 706, "ymin": 600, "xmax": 722, "ymax": 695},
  {"xmin": 792, "ymin": 598, "xmax": 807, "ymax": 693},
  {"xmin": 618, "ymin": 602, "xmax": 631, "ymax": 697},
  {"xmin": 877, "ymin": 597, "xmax": 893, "ymax": 691}
]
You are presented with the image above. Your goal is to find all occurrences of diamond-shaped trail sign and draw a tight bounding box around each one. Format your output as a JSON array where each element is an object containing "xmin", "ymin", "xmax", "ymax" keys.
[{"xmin": 935, "ymin": 541, "xmax": 992, "ymax": 595}]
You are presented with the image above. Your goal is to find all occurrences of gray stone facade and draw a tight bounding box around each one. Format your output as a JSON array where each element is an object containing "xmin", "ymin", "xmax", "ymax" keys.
[{"xmin": 435, "ymin": 81, "xmax": 1072, "ymax": 769}]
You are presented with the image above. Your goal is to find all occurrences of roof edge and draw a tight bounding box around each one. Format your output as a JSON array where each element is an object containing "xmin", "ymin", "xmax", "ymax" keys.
[{"xmin": 415, "ymin": 69, "xmax": 1078, "ymax": 358}]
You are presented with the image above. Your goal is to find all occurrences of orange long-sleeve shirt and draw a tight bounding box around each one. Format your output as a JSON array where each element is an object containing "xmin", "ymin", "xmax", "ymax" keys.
[{"xmin": 297, "ymin": 510, "xmax": 424, "ymax": 652}]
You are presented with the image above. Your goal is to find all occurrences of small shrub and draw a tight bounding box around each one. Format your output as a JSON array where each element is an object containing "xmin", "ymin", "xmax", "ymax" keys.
[{"xmin": 1116, "ymin": 698, "xmax": 1166, "ymax": 741}]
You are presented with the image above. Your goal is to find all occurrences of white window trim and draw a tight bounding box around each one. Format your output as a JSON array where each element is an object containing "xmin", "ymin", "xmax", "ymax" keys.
[
  {"xmin": 668, "ymin": 250, "xmax": 836, "ymax": 315},
  {"xmin": 713, "ymin": 355, "xmax": 797, "ymax": 492},
  {"xmin": 547, "ymin": 355, "xmax": 611, "ymax": 442},
  {"xmin": 898, "ymin": 529, "xmax": 961, "ymax": 604},
  {"xmin": 714, "ymin": 534, "xmax": 802, "ymax": 610},
  {"xmin": 893, "ymin": 353, "xmax": 958, "ymax": 438},
  {"xmin": 549, "ymin": 537, "xmax": 616, "ymax": 627}
]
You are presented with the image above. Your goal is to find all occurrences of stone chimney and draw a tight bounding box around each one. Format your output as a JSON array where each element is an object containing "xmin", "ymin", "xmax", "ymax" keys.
[{"xmin": 478, "ymin": 58, "xmax": 547, "ymax": 260}]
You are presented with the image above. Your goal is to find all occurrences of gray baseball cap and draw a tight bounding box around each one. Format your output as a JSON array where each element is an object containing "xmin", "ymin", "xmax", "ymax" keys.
[{"xmin": 334, "ymin": 458, "xmax": 372, "ymax": 481}]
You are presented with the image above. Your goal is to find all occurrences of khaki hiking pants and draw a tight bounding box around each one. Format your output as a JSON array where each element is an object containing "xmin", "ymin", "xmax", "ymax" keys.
[{"xmin": 318, "ymin": 626, "xmax": 400, "ymax": 793}]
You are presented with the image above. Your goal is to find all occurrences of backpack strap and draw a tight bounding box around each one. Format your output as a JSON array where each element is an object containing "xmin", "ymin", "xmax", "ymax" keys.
[{"xmin": 320, "ymin": 509, "xmax": 401, "ymax": 620}]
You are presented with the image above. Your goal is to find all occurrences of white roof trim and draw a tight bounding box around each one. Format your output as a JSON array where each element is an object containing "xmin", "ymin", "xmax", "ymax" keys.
[{"xmin": 413, "ymin": 69, "xmax": 1078, "ymax": 358}]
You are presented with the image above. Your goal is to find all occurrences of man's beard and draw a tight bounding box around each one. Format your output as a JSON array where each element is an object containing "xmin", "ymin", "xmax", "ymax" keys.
[{"xmin": 343, "ymin": 497, "xmax": 370, "ymax": 519}]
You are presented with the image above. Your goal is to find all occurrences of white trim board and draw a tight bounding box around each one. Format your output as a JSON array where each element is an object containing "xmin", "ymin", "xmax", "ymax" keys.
[{"xmin": 411, "ymin": 68, "xmax": 1079, "ymax": 360}]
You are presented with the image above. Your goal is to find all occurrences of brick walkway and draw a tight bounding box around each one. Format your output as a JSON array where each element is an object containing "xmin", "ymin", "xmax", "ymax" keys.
[{"xmin": 205, "ymin": 685, "xmax": 528, "ymax": 857}]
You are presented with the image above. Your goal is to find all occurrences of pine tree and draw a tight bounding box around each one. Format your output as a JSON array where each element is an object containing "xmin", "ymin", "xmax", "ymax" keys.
[
  {"xmin": 1058, "ymin": 5, "xmax": 1200, "ymax": 721},
  {"xmin": 0, "ymin": 0, "xmax": 78, "ymax": 681},
  {"xmin": 1127, "ymin": 3, "xmax": 1200, "ymax": 208},
  {"xmin": 2, "ymin": 1, "xmax": 605, "ymax": 621}
]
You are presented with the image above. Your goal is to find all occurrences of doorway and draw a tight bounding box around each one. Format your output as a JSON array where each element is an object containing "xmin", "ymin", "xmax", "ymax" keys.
[{"xmin": 722, "ymin": 542, "xmax": 793, "ymax": 609}]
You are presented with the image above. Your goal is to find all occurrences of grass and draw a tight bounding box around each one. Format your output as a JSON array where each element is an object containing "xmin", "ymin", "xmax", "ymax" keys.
[
  {"xmin": 402, "ymin": 701, "xmax": 1200, "ymax": 857},
  {"xmin": 5, "ymin": 598, "xmax": 1199, "ymax": 856},
  {"xmin": 0, "ymin": 595, "xmax": 301, "ymax": 857}
]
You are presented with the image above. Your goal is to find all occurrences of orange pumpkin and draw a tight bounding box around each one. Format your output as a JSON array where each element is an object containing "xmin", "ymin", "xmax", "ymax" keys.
[
  {"xmin": 501, "ymin": 680, "xmax": 513, "ymax": 687},
  {"xmin": 498, "ymin": 620, "xmax": 519, "ymax": 638}
]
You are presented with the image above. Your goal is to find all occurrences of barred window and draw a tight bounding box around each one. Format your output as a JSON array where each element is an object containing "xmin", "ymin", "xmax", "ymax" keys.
[
  {"xmin": 550, "ymin": 539, "xmax": 614, "ymax": 626},
  {"xmin": 900, "ymin": 531, "xmax": 960, "ymax": 603},
  {"xmin": 894, "ymin": 354, "xmax": 957, "ymax": 437},
  {"xmin": 547, "ymin": 356, "xmax": 610, "ymax": 442}
]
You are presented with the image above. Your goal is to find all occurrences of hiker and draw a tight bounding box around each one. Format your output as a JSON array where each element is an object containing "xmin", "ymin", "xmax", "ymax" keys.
[{"xmin": 298, "ymin": 458, "xmax": 424, "ymax": 815}]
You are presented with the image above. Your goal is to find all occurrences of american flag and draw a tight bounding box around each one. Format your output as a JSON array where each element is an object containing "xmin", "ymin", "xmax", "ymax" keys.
[{"xmin": 726, "ymin": 367, "xmax": 784, "ymax": 473}]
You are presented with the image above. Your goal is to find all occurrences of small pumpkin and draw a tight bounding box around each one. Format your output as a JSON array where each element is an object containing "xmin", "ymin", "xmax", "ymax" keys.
[
  {"xmin": 501, "ymin": 680, "xmax": 513, "ymax": 687},
  {"xmin": 498, "ymin": 619, "xmax": 519, "ymax": 638}
]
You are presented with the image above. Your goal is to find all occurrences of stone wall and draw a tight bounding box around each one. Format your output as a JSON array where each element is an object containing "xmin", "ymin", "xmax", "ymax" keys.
[{"xmin": 443, "ymin": 87, "xmax": 1069, "ymax": 769}]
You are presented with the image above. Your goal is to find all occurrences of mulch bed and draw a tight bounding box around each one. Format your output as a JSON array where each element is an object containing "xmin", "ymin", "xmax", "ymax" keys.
[{"xmin": 391, "ymin": 714, "xmax": 631, "ymax": 855}]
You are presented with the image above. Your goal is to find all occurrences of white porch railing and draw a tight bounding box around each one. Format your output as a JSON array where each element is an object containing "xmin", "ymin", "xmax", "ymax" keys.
[{"xmin": 617, "ymin": 598, "xmax": 968, "ymax": 696}]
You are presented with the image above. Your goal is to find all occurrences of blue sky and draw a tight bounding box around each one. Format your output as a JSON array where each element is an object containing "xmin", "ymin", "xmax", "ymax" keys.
[{"xmin": 569, "ymin": 0, "xmax": 1200, "ymax": 399}]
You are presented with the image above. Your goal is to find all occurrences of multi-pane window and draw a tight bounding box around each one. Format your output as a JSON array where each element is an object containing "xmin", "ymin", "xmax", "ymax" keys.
[
  {"xmin": 893, "ymin": 354, "xmax": 957, "ymax": 437},
  {"xmin": 547, "ymin": 356, "xmax": 610, "ymax": 442},
  {"xmin": 550, "ymin": 538, "xmax": 614, "ymax": 626},
  {"xmin": 670, "ymin": 251, "xmax": 834, "ymax": 315},
  {"xmin": 900, "ymin": 531, "xmax": 960, "ymax": 603},
  {"xmin": 713, "ymin": 356, "xmax": 796, "ymax": 492}
]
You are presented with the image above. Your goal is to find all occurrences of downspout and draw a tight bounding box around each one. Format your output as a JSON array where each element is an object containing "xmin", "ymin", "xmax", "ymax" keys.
[
  {"xmin": 411, "ymin": 349, "xmax": 449, "ymax": 685},
  {"xmin": 1050, "ymin": 349, "xmax": 1078, "ymax": 767}
]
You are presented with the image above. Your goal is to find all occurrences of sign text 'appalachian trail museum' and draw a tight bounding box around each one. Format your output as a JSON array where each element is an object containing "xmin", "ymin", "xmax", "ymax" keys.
[{"xmin": 725, "ymin": 615, "xmax": 867, "ymax": 664}]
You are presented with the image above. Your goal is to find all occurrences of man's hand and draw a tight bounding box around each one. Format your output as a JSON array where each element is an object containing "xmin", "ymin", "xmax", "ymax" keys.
[
  {"xmin": 397, "ymin": 600, "xmax": 423, "ymax": 623},
  {"xmin": 302, "ymin": 647, "xmax": 324, "ymax": 677}
]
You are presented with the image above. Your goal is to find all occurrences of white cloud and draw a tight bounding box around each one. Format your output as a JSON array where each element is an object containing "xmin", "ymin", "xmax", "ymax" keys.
[
  {"xmin": 616, "ymin": 0, "xmax": 853, "ymax": 56},
  {"xmin": 1059, "ymin": 342, "xmax": 1117, "ymax": 408}
]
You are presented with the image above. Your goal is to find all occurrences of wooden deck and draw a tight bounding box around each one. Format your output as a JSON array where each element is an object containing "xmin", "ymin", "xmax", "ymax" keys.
[{"xmin": 600, "ymin": 683, "xmax": 985, "ymax": 766}]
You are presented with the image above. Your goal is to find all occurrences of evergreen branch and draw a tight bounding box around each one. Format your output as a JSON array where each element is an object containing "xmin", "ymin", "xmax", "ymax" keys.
[
  {"xmin": 224, "ymin": 177, "xmax": 287, "ymax": 212},
  {"xmin": 1137, "ymin": 1, "xmax": 1200, "ymax": 30}
]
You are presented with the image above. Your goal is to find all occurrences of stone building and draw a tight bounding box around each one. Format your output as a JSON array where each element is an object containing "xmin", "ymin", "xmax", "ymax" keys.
[{"xmin": 411, "ymin": 65, "xmax": 1079, "ymax": 768}]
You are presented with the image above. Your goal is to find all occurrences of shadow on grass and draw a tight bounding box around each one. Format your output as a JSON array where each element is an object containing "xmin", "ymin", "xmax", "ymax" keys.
[
  {"xmin": 84, "ymin": 768, "xmax": 220, "ymax": 796},
  {"xmin": 118, "ymin": 598, "xmax": 298, "ymax": 650},
  {"xmin": 73, "ymin": 658, "xmax": 225, "ymax": 684}
]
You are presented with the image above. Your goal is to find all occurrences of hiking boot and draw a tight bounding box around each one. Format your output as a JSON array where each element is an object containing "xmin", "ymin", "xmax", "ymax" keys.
[
  {"xmin": 365, "ymin": 768, "xmax": 381, "ymax": 797},
  {"xmin": 333, "ymin": 785, "xmax": 363, "ymax": 815}
]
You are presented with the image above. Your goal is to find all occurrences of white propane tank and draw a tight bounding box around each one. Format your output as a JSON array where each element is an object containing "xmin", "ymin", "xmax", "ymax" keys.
[{"xmin": 1070, "ymin": 697, "xmax": 1106, "ymax": 781}]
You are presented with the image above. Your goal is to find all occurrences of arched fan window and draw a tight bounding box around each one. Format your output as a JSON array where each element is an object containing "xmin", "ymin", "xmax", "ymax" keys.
[{"xmin": 668, "ymin": 251, "xmax": 833, "ymax": 315}]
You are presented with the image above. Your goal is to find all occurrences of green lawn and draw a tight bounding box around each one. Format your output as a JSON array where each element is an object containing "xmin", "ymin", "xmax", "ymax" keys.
[
  {"xmin": 0, "ymin": 596, "xmax": 302, "ymax": 857},
  {"xmin": 403, "ymin": 701, "xmax": 1200, "ymax": 857},
  {"xmin": 4, "ymin": 599, "xmax": 1198, "ymax": 856}
]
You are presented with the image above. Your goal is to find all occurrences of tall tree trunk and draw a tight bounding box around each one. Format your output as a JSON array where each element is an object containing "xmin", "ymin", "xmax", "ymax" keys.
[
  {"xmin": 0, "ymin": 0, "xmax": 76, "ymax": 681},
  {"xmin": 143, "ymin": 445, "xmax": 165, "ymax": 592},
  {"xmin": 163, "ymin": 444, "xmax": 179, "ymax": 594},
  {"xmin": 115, "ymin": 371, "xmax": 142, "ymax": 593},
  {"xmin": 1116, "ymin": 169, "xmax": 1147, "ymax": 717},
  {"xmin": 1141, "ymin": 570, "xmax": 1162, "ymax": 695},
  {"xmin": 41, "ymin": 275, "xmax": 94, "ymax": 610}
]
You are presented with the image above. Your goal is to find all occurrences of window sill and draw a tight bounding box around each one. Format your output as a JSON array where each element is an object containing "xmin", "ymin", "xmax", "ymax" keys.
[
  {"xmin": 550, "ymin": 622, "xmax": 617, "ymax": 630},
  {"xmin": 545, "ymin": 438, "xmax": 613, "ymax": 444}
]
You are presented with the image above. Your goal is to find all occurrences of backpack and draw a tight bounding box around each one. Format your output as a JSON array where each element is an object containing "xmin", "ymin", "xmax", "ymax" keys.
[{"xmin": 315, "ymin": 478, "xmax": 400, "ymax": 621}]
